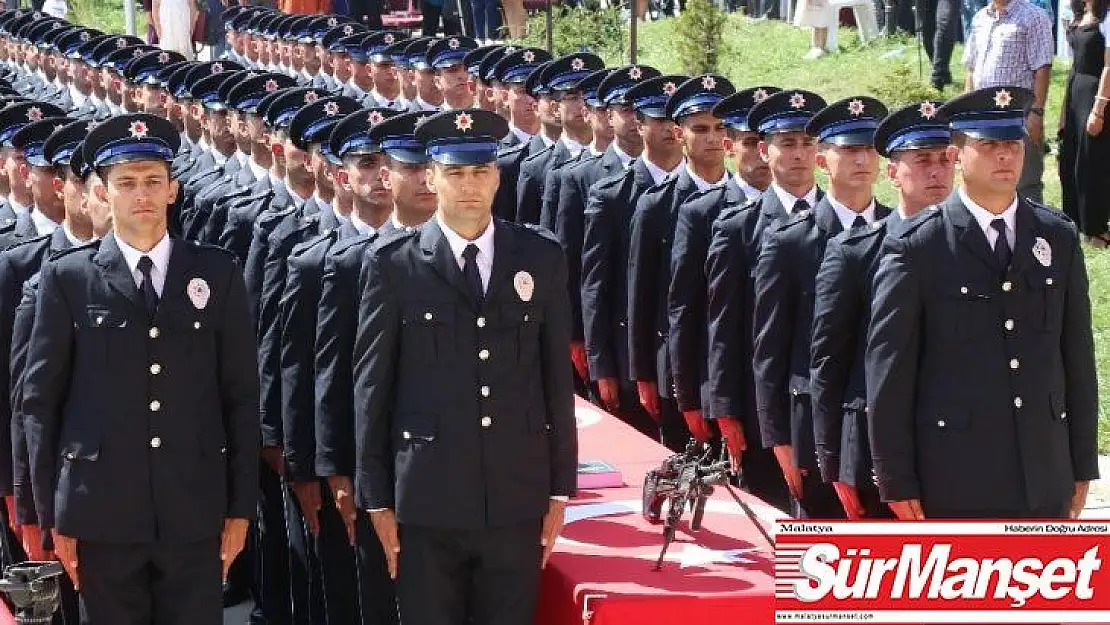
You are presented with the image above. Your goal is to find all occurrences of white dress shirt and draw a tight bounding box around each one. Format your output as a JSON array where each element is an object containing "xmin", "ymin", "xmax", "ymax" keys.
[
  {"xmin": 560, "ymin": 134, "xmax": 586, "ymax": 159},
  {"xmin": 8, "ymin": 198, "xmax": 29, "ymax": 218},
  {"xmin": 539, "ymin": 132, "xmax": 558, "ymax": 149},
  {"xmin": 611, "ymin": 143, "xmax": 634, "ymax": 169},
  {"xmin": 116, "ymin": 232, "xmax": 172, "ymax": 296},
  {"xmin": 370, "ymin": 90, "xmax": 402, "ymax": 110},
  {"xmin": 437, "ymin": 214, "xmax": 495, "ymax": 291},
  {"xmin": 770, "ymin": 182, "xmax": 819, "ymax": 215},
  {"xmin": 248, "ymin": 159, "xmax": 269, "ymax": 181},
  {"xmin": 414, "ymin": 96, "xmax": 441, "ymax": 112},
  {"xmin": 507, "ymin": 124, "xmax": 533, "ymax": 145},
  {"xmin": 61, "ymin": 222, "xmax": 89, "ymax": 247},
  {"xmin": 827, "ymin": 195, "xmax": 877, "ymax": 230},
  {"xmin": 643, "ymin": 157, "xmax": 685, "ymax": 186},
  {"xmin": 686, "ymin": 164, "xmax": 728, "ymax": 193},
  {"xmin": 959, "ymin": 187, "xmax": 1017, "ymax": 249},
  {"xmin": 30, "ymin": 210, "xmax": 59, "ymax": 236},
  {"xmin": 350, "ymin": 211, "xmax": 376, "ymax": 236},
  {"xmin": 734, "ymin": 174, "xmax": 763, "ymax": 201}
]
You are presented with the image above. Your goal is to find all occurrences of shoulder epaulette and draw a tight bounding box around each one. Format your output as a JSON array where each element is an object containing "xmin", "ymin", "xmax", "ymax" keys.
[
  {"xmin": 330, "ymin": 232, "xmax": 376, "ymax": 257},
  {"xmin": 842, "ymin": 219, "xmax": 887, "ymax": 244},
  {"xmin": 521, "ymin": 145, "xmax": 554, "ymax": 165},
  {"xmin": 497, "ymin": 142, "xmax": 529, "ymax": 159},
  {"xmin": 521, "ymin": 222, "xmax": 560, "ymax": 246},
  {"xmin": 1026, "ymin": 198, "xmax": 1074, "ymax": 224},
  {"xmin": 778, "ymin": 207, "xmax": 814, "ymax": 231},
  {"xmin": 3, "ymin": 232, "xmax": 50, "ymax": 253},
  {"xmin": 185, "ymin": 239, "xmax": 237, "ymax": 259},
  {"xmin": 291, "ymin": 229, "xmax": 338, "ymax": 257},
  {"xmin": 0, "ymin": 218, "xmax": 17, "ymax": 233},
  {"xmin": 49, "ymin": 239, "xmax": 100, "ymax": 260},
  {"xmin": 894, "ymin": 204, "xmax": 941, "ymax": 238},
  {"xmin": 592, "ymin": 168, "xmax": 630, "ymax": 191},
  {"xmin": 682, "ymin": 185, "xmax": 725, "ymax": 207},
  {"xmin": 373, "ymin": 225, "xmax": 419, "ymax": 250}
]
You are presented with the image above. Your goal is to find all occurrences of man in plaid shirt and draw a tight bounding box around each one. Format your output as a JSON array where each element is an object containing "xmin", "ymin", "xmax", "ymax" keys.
[{"xmin": 963, "ymin": 0, "xmax": 1054, "ymax": 203}]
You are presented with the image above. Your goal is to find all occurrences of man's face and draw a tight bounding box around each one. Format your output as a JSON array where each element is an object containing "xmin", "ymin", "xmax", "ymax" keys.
[
  {"xmin": 142, "ymin": 84, "xmax": 166, "ymax": 117},
  {"xmin": 343, "ymin": 152, "xmax": 390, "ymax": 206},
  {"xmin": 506, "ymin": 84, "xmax": 537, "ymax": 126},
  {"xmin": 317, "ymin": 46, "xmax": 332, "ymax": 73},
  {"xmin": 230, "ymin": 111, "xmax": 252, "ymax": 153},
  {"xmin": 310, "ymin": 147, "xmax": 332, "ymax": 193},
  {"xmin": 371, "ymin": 62, "xmax": 399, "ymax": 96},
  {"xmin": 816, "ymin": 143, "xmax": 880, "ymax": 193},
  {"xmin": 638, "ymin": 116, "xmax": 679, "ymax": 154},
  {"xmin": 352, "ymin": 60, "xmax": 371, "ymax": 84},
  {"xmin": 587, "ymin": 105, "xmax": 613, "ymax": 145},
  {"xmin": 889, "ymin": 146, "xmax": 956, "ymax": 210},
  {"xmin": 401, "ymin": 68, "xmax": 417, "ymax": 100},
  {"xmin": 728, "ymin": 130, "xmax": 770, "ymax": 189},
  {"xmin": 284, "ymin": 138, "xmax": 312, "ymax": 184},
  {"xmin": 415, "ymin": 69, "xmax": 441, "ymax": 103},
  {"xmin": 4, "ymin": 148, "xmax": 27, "ymax": 197},
  {"xmin": 99, "ymin": 160, "xmax": 178, "ymax": 235},
  {"xmin": 760, "ymin": 131, "xmax": 818, "ymax": 189},
  {"xmin": 62, "ymin": 170, "xmax": 89, "ymax": 230},
  {"xmin": 556, "ymin": 90, "xmax": 587, "ymax": 131},
  {"xmin": 206, "ymin": 110, "xmax": 235, "ymax": 151},
  {"xmin": 609, "ymin": 106, "xmax": 639, "ymax": 148},
  {"xmin": 680, "ymin": 112, "xmax": 726, "ymax": 169},
  {"xmin": 435, "ymin": 64, "xmax": 470, "ymax": 106},
  {"xmin": 427, "ymin": 162, "xmax": 499, "ymax": 222},
  {"xmin": 29, "ymin": 166, "xmax": 62, "ymax": 214},
  {"xmin": 333, "ymin": 55, "xmax": 352, "ymax": 82},
  {"xmin": 85, "ymin": 173, "xmax": 113, "ymax": 235},
  {"xmin": 382, "ymin": 158, "xmax": 436, "ymax": 219},
  {"xmin": 475, "ymin": 80, "xmax": 495, "ymax": 111},
  {"xmin": 948, "ymin": 137, "xmax": 1024, "ymax": 196},
  {"xmin": 537, "ymin": 95, "xmax": 561, "ymax": 126}
]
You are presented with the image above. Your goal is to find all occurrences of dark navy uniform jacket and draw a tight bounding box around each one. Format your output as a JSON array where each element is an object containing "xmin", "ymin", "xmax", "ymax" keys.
[
  {"xmin": 23, "ymin": 235, "xmax": 260, "ymax": 543},
  {"xmin": 353, "ymin": 220, "xmax": 576, "ymax": 528},
  {"xmin": 811, "ymin": 212, "xmax": 904, "ymax": 488},
  {"xmin": 492, "ymin": 135, "xmax": 545, "ymax": 222},
  {"xmin": 754, "ymin": 197, "xmax": 889, "ymax": 472},
  {"xmin": 866, "ymin": 194, "xmax": 1099, "ymax": 515},
  {"xmin": 516, "ymin": 139, "xmax": 575, "ymax": 225}
]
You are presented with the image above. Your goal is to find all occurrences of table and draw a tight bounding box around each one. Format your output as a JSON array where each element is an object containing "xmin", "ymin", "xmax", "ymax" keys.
[{"xmin": 535, "ymin": 397, "xmax": 784, "ymax": 625}]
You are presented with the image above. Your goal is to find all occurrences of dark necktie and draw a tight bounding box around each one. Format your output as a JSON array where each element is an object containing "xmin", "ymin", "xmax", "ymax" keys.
[
  {"xmin": 991, "ymin": 218, "xmax": 1011, "ymax": 271},
  {"xmin": 851, "ymin": 215, "xmax": 868, "ymax": 230},
  {"xmin": 793, "ymin": 199, "xmax": 809, "ymax": 214},
  {"xmin": 462, "ymin": 244, "xmax": 484, "ymax": 308},
  {"xmin": 137, "ymin": 255, "xmax": 159, "ymax": 315}
]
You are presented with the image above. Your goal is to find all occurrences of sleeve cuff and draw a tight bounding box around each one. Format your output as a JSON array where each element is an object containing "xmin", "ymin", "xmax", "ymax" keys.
[{"xmin": 551, "ymin": 496, "xmax": 569, "ymax": 501}]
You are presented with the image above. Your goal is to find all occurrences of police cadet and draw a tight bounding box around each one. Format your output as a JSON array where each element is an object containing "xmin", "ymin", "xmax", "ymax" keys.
[
  {"xmin": 538, "ymin": 66, "xmax": 612, "ymax": 233},
  {"xmin": 628, "ymin": 74, "xmax": 733, "ymax": 450},
  {"xmin": 810, "ymin": 101, "xmax": 955, "ymax": 520},
  {"xmin": 464, "ymin": 44, "xmax": 496, "ymax": 112},
  {"xmin": 479, "ymin": 45, "xmax": 514, "ymax": 121},
  {"xmin": 428, "ymin": 36, "xmax": 478, "ymax": 111},
  {"xmin": 752, "ymin": 96, "xmax": 889, "ymax": 520},
  {"xmin": 555, "ymin": 67, "xmax": 655, "ymax": 400},
  {"xmin": 490, "ymin": 47, "xmax": 547, "ymax": 147},
  {"xmin": 667, "ymin": 85, "xmax": 779, "ymax": 481},
  {"xmin": 277, "ymin": 93, "xmax": 364, "ymax": 625},
  {"xmin": 0, "ymin": 101, "xmax": 65, "ymax": 241},
  {"xmin": 516, "ymin": 53, "xmax": 602, "ymax": 225},
  {"xmin": 581, "ymin": 74, "xmax": 685, "ymax": 438},
  {"xmin": 404, "ymin": 37, "xmax": 441, "ymax": 112},
  {"xmin": 23, "ymin": 112, "xmax": 258, "ymax": 624},
  {"xmin": 867, "ymin": 86, "xmax": 1099, "ymax": 520},
  {"xmin": 353, "ymin": 107, "xmax": 575, "ymax": 625},
  {"xmin": 313, "ymin": 106, "xmax": 407, "ymax": 625},
  {"xmin": 364, "ymin": 31, "xmax": 409, "ymax": 111},
  {"xmin": 704, "ymin": 89, "xmax": 826, "ymax": 514},
  {"xmin": 491, "ymin": 55, "xmax": 553, "ymax": 221}
]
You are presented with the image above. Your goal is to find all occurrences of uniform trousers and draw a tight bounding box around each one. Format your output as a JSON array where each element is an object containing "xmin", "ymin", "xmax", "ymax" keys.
[
  {"xmin": 315, "ymin": 484, "xmax": 360, "ymax": 625},
  {"xmin": 355, "ymin": 513, "xmax": 399, "ymax": 625},
  {"xmin": 77, "ymin": 538, "xmax": 221, "ymax": 625},
  {"xmin": 397, "ymin": 519, "xmax": 542, "ymax": 625},
  {"xmin": 283, "ymin": 483, "xmax": 325, "ymax": 625},
  {"xmin": 250, "ymin": 462, "xmax": 291, "ymax": 625}
]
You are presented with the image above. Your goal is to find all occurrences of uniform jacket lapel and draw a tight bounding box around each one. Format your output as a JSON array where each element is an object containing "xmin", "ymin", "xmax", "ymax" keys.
[
  {"xmin": 946, "ymin": 193, "xmax": 998, "ymax": 272},
  {"xmin": 813, "ymin": 197, "xmax": 842, "ymax": 238},
  {"xmin": 420, "ymin": 221, "xmax": 477, "ymax": 310},
  {"xmin": 93, "ymin": 233, "xmax": 146, "ymax": 311}
]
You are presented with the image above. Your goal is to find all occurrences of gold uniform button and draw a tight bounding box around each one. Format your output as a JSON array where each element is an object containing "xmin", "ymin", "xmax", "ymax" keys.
[
  {"xmin": 476, "ymin": 317, "xmax": 486, "ymax": 328},
  {"xmin": 150, "ymin": 400, "xmax": 161, "ymax": 412},
  {"xmin": 478, "ymin": 349, "xmax": 490, "ymax": 360},
  {"xmin": 150, "ymin": 364, "xmax": 161, "ymax": 375},
  {"xmin": 480, "ymin": 416, "xmax": 492, "ymax": 428},
  {"xmin": 480, "ymin": 386, "xmax": 490, "ymax": 397},
  {"xmin": 1014, "ymin": 397, "xmax": 1023, "ymax": 408},
  {"xmin": 150, "ymin": 437, "xmax": 162, "ymax": 448},
  {"xmin": 149, "ymin": 327, "xmax": 160, "ymax": 339},
  {"xmin": 1002, "ymin": 281, "xmax": 1012, "ymax": 292}
]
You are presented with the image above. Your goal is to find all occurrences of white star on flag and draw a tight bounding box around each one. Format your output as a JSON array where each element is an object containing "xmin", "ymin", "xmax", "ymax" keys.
[
  {"xmin": 455, "ymin": 112, "xmax": 473, "ymax": 131},
  {"xmin": 701, "ymin": 75, "xmax": 716, "ymax": 90},
  {"xmin": 994, "ymin": 89, "xmax": 1013, "ymax": 108},
  {"xmin": 571, "ymin": 57, "xmax": 584, "ymax": 71},
  {"xmin": 324, "ymin": 101, "xmax": 340, "ymax": 116},
  {"xmin": 634, "ymin": 545, "xmax": 762, "ymax": 569},
  {"xmin": 129, "ymin": 120, "xmax": 148, "ymax": 139},
  {"xmin": 847, "ymin": 99, "xmax": 865, "ymax": 116},
  {"xmin": 789, "ymin": 92, "xmax": 806, "ymax": 109},
  {"xmin": 918, "ymin": 101, "xmax": 937, "ymax": 119},
  {"xmin": 629, "ymin": 66, "xmax": 642, "ymax": 80}
]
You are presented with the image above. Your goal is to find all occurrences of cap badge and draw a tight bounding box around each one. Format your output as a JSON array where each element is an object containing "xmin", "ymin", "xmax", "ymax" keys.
[
  {"xmin": 448, "ymin": 38, "xmax": 460, "ymax": 49},
  {"xmin": 570, "ymin": 57, "xmax": 584, "ymax": 71},
  {"xmin": 789, "ymin": 92, "xmax": 806, "ymax": 109},
  {"xmin": 304, "ymin": 91, "xmax": 319, "ymax": 103},
  {"xmin": 523, "ymin": 50, "xmax": 535, "ymax": 63},
  {"xmin": 753, "ymin": 87, "xmax": 769, "ymax": 103},
  {"xmin": 368, "ymin": 110, "xmax": 384, "ymax": 125},
  {"xmin": 918, "ymin": 101, "xmax": 937, "ymax": 119},
  {"xmin": 327, "ymin": 17, "xmax": 338, "ymax": 27},
  {"xmin": 158, "ymin": 52, "xmax": 170, "ymax": 63},
  {"xmin": 994, "ymin": 89, "xmax": 1012, "ymax": 108},
  {"xmin": 115, "ymin": 38, "xmax": 127, "ymax": 49},
  {"xmin": 343, "ymin": 24, "xmax": 354, "ymax": 36},
  {"xmin": 264, "ymin": 79, "xmax": 279, "ymax": 92},
  {"xmin": 26, "ymin": 106, "xmax": 42, "ymax": 121},
  {"xmin": 384, "ymin": 34, "xmax": 395, "ymax": 44},
  {"xmin": 629, "ymin": 66, "xmax": 642, "ymax": 80},
  {"xmin": 848, "ymin": 98, "xmax": 865, "ymax": 116},
  {"xmin": 454, "ymin": 111, "xmax": 473, "ymax": 131},
  {"xmin": 128, "ymin": 120, "xmax": 149, "ymax": 139},
  {"xmin": 212, "ymin": 62, "xmax": 224, "ymax": 73},
  {"xmin": 701, "ymin": 75, "xmax": 716, "ymax": 90},
  {"xmin": 79, "ymin": 32, "xmax": 90, "ymax": 42},
  {"xmin": 323, "ymin": 101, "xmax": 340, "ymax": 116},
  {"xmin": 662, "ymin": 81, "xmax": 677, "ymax": 96},
  {"xmin": 132, "ymin": 49, "xmax": 144, "ymax": 58}
]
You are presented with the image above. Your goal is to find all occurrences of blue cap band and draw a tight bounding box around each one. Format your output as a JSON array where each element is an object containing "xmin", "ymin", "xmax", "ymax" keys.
[
  {"xmin": 816, "ymin": 118, "xmax": 879, "ymax": 143},
  {"xmin": 722, "ymin": 111, "xmax": 751, "ymax": 131},
  {"xmin": 50, "ymin": 143, "xmax": 79, "ymax": 165},
  {"xmin": 502, "ymin": 65, "xmax": 537, "ymax": 83},
  {"xmin": 672, "ymin": 93, "xmax": 724, "ymax": 120},
  {"xmin": 432, "ymin": 51, "xmax": 466, "ymax": 68},
  {"xmin": 0, "ymin": 125, "xmax": 25, "ymax": 146},
  {"xmin": 25, "ymin": 143, "xmax": 47, "ymax": 166},
  {"xmin": 886, "ymin": 128, "xmax": 951, "ymax": 153},
  {"xmin": 603, "ymin": 85, "xmax": 632, "ymax": 106},
  {"xmin": 93, "ymin": 141, "xmax": 175, "ymax": 167},
  {"xmin": 427, "ymin": 140, "xmax": 499, "ymax": 164},
  {"xmin": 304, "ymin": 118, "xmax": 340, "ymax": 142},
  {"xmin": 759, "ymin": 111, "xmax": 811, "ymax": 134},
  {"xmin": 339, "ymin": 136, "xmax": 380, "ymax": 156},
  {"xmin": 549, "ymin": 71, "xmax": 590, "ymax": 91},
  {"xmin": 634, "ymin": 94, "xmax": 669, "ymax": 111},
  {"xmin": 949, "ymin": 116, "xmax": 1025, "ymax": 132}
]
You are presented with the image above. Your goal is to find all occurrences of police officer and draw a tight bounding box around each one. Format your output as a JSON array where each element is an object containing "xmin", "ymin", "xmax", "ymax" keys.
[
  {"xmin": 488, "ymin": 49, "xmax": 551, "ymax": 220},
  {"xmin": 811, "ymin": 101, "xmax": 955, "ymax": 519},
  {"xmin": 666, "ymin": 85, "xmax": 780, "ymax": 496},
  {"xmin": 427, "ymin": 36, "xmax": 478, "ymax": 112},
  {"xmin": 23, "ymin": 112, "xmax": 259, "ymax": 624},
  {"xmin": 867, "ymin": 86, "xmax": 1099, "ymax": 520},
  {"xmin": 355, "ymin": 107, "xmax": 575, "ymax": 625},
  {"xmin": 581, "ymin": 74, "xmax": 686, "ymax": 440},
  {"xmin": 0, "ymin": 100, "xmax": 65, "ymax": 241},
  {"xmin": 752, "ymin": 96, "xmax": 889, "ymax": 520},
  {"xmin": 704, "ymin": 88, "xmax": 826, "ymax": 514},
  {"xmin": 515, "ymin": 53, "xmax": 603, "ymax": 225}
]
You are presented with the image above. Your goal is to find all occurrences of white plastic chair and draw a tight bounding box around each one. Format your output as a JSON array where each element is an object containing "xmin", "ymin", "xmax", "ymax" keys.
[{"xmin": 824, "ymin": 0, "xmax": 879, "ymax": 51}]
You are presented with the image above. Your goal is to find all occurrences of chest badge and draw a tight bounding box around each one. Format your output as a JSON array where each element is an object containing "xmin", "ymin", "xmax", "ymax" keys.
[
  {"xmin": 513, "ymin": 270, "xmax": 534, "ymax": 302},
  {"xmin": 1032, "ymin": 237, "xmax": 1052, "ymax": 267},
  {"xmin": 187, "ymin": 278, "xmax": 211, "ymax": 310}
]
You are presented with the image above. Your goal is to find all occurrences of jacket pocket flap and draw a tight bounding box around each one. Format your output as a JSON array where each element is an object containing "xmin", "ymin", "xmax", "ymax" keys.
[{"xmin": 61, "ymin": 440, "xmax": 100, "ymax": 461}]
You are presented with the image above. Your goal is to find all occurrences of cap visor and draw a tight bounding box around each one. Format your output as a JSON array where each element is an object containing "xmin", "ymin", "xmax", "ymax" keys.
[
  {"xmin": 385, "ymin": 147, "xmax": 429, "ymax": 164},
  {"xmin": 962, "ymin": 127, "xmax": 1026, "ymax": 141},
  {"xmin": 822, "ymin": 132, "xmax": 875, "ymax": 147}
]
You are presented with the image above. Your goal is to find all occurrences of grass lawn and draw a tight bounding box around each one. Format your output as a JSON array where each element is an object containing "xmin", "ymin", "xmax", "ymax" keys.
[{"xmin": 77, "ymin": 7, "xmax": 1110, "ymax": 451}]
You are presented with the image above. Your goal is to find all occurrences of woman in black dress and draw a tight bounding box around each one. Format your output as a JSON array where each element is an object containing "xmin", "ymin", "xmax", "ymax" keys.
[{"xmin": 1060, "ymin": 0, "xmax": 1110, "ymax": 246}]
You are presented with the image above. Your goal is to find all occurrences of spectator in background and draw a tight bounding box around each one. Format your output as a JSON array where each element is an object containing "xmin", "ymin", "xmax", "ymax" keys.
[
  {"xmin": 795, "ymin": 0, "xmax": 832, "ymax": 59},
  {"xmin": 153, "ymin": 0, "xmax": 198, "ymax": 60},
  {"xmin": 963, "ymin": 0, "xmax": 1053, "ymax": 202},
  {"xmin": 41, "ymin": 0, "xmax": 67, "ymax": 18},
  {"xmin": 1059, "ymin": 0, "xmax": 1110, "ymax": 245},
  {"xmin": 142, "ymin": 0, "xmax": 159, "ymax": 45},
  {"xmin": 964, "ymin": 0, "xmax": 1054, "ymax": 38},
  {"xmin": 503, "ymin": 0, "xmax": 527, "ymax": 38},
  {"xmin": 921, "ymin": 0, "xmax": 961, "ymax": 89},
  {"xmin": 469, "ymin": 0, "xmax": 500, "ymax": 42}
]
